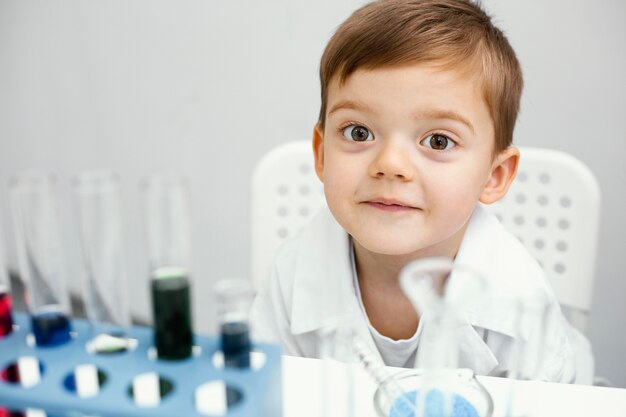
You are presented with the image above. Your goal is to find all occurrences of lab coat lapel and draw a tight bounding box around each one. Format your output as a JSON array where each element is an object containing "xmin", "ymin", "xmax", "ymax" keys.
[
  {"xmin": 289, "ymin": 209, "xmax": 381, "ymax": 361},
  {"xmin": 290, "ymin": 209, "xmax": 357, "ymax": 331},
  {"xmin": 456, "ymin": 320, "xmax": 499, "ymax": 375}
]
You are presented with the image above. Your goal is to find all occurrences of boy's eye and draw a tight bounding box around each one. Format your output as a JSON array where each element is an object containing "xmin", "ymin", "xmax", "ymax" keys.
[
  {"xmin": 342, "ymin": 125, "xmax": 374, "ymax": 142},
  {"xmin": 420, "ymin": 133, "xmax": 456, "ymax": 150}
]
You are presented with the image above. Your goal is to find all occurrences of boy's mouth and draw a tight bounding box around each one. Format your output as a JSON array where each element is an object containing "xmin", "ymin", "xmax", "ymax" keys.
[{"xmin": 362, "ymin": 198, "xmax": 421, "ymax": 212}]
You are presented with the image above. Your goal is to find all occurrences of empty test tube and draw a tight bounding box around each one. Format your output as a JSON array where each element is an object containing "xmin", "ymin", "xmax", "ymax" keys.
[
  {"xmin": 73, "ymin": 172, "xmax": 133, "ymax": 353},
  {"xmin": 10, "ymin": 172, "xmax": 72, "ymax": 347}
]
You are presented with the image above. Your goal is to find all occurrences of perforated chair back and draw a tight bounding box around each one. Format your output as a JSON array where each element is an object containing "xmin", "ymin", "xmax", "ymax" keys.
[
  {"xmin": 250, "ymin": 141, "xmax": 326, "ymax": 290},
  {"xmin": 486, "ymin": 147, "xmax": 600, "ymax": 331}
]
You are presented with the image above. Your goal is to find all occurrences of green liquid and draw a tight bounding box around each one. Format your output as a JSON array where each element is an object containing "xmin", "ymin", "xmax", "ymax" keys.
[{"xmin": 151, "ymin": 272, "xmax": 193, "ymax": 360}]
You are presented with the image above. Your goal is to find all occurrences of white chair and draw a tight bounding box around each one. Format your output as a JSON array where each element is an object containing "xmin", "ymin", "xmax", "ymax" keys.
[
  {"xmin": 250, "ymin": 141, "xmax": 326, "ymax": 290},
  {"xmin": 485, "ymin": 148, "xmax": 601, "ymax": 334}
]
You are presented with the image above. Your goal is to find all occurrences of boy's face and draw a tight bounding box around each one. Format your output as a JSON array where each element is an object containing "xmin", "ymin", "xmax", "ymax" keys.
[{"xmin": 313, "ymin": 63, "xmax": 518, "ymax": 259}]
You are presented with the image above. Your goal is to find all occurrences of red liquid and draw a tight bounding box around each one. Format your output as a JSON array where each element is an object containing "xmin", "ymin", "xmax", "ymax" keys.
[
  {"xmin": 0, "ymin": 292, "xmax": 14, "ymax": 338},
  {"xmin": 0, "ymin": 408, "xmax": 26, "ymax": 417}
]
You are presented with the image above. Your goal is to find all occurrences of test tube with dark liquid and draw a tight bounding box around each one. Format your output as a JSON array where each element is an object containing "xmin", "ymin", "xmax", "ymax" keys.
[
  {"xmin": 143, "ymin": 175, "xmax": 193, "ymax": 360},
  {"xmin": 10, "ymin": 172, "xmax": 72, "ymax": 347},
  {"xmin": 214, "ymin": 278, "xmax": 254, "ymax": 369},
  {"xmin": 151, "ymin": 267, "xmax": 192, "ymax": 360}
]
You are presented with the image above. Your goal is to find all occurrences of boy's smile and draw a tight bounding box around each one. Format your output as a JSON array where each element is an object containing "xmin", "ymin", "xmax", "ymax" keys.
[{"xmin": 313, "ymin": 63, "xmax": 518, "ymax": 261}]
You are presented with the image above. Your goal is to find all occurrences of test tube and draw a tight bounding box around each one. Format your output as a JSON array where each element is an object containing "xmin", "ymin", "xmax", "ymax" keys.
[
  {"xmin": 73, "ymin": 171, "xmax": 133, "ymax": 353},
  {"xmin": 0, "ymin": 221, "xmax": 14, "ymax": 338},
  {"xmin": 214, "ymin": 278, "xmax": 254, "ymax": 369},
  {"xmin": 9, "ymin": 172, "xmax": 72, "ymax": 347},
  {"xmin": 143, "ymin": 175, "xmax": 193, "ymax": 360}
]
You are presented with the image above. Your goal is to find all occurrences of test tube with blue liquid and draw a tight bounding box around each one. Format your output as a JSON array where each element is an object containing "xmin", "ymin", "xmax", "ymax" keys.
[
  {"xmin": 214, "ymin": 278, "xmax": 254, "ymax": 369},
  {"xmin": 9, "ymin": 172, "xmax": 72, "ymax": 347},
  {"xmin": 73, "ymin": 171, "xmax": 133, "ymax": 355},
  {"xmin": 143, "ymin": 174, "xmax": 193, "ymax": 361}
]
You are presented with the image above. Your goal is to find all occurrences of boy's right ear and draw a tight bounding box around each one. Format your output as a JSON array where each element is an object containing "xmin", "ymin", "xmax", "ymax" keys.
[{"xmin": 312, "ymin": 124, "xmax": 325, "ymax": 182}]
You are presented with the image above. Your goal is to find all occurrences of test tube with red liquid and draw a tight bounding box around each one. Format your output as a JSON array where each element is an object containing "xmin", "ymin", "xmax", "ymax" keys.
[{"xmin": 0, "ymin": 229, "xmax": 14, "ymax": 338}]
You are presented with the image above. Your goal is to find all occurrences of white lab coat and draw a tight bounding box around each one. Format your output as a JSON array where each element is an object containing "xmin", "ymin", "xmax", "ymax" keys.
[{"xmin": 250, "ymin": 204, "xmax": 588, "ymax": 383}]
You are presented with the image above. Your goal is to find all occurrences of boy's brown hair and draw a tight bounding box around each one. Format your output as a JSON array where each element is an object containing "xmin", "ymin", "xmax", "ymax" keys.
[{"xmin": 318, "ymin": 0, "xmax": 523, "ymax": 154}]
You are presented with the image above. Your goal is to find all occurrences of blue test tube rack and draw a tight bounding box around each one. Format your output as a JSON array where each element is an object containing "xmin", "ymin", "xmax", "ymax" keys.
[{"xmin": 0, "ymin": 313, "xmax": 282, "ymax": 417}]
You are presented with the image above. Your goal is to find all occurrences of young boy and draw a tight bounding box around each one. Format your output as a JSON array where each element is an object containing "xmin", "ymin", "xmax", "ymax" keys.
[{"xmin": 251, "ymin": 0, "xmax": 583, "ymax": 382}]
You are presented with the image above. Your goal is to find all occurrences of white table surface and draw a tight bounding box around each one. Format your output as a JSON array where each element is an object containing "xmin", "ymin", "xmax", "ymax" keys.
[{"xmin": 282, "ymin": 355, "xmax": 626, "ymax": 417}]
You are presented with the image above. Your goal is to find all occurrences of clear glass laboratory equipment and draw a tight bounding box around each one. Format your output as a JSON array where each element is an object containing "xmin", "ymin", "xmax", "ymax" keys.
[
  {"xmin": 499, "ymin": 295, "xmax": 559, "ymax": 417},
  {"xmin": 73, "ymin": 171, "xmax": 134, "ymax": 353},
  {"xmin": 317, "ymin": 314, "xmax": 360, "ymax": 417},
  {"xmin": 392, "ymin": 257, "xmax": 493, "ymax": 417},
  {"xmin": 374, "ymin": 369, "xmax": 493, "ymax": 417},
  {"xmin": 143, "ymin": 174, "xmax": 193, "ymax": 360},
  {"xmin": 9, "ymin": 172, "xmax": 72, "ymax": 347}
]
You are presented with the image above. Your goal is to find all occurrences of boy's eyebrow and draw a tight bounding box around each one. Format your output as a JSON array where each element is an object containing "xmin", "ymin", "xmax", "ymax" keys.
[
  {"xmin": 327, "ymin": 99, "xmax": 372, "ymax": 116},
  {"xmin": 414, "ymin": 109, "xmax": 476, "ymax": 134}
]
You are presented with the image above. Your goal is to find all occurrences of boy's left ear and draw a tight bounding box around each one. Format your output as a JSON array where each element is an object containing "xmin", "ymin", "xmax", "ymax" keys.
[{"xmin": 479, "ymin": 147, "xmax": 520, "ymax": 205}]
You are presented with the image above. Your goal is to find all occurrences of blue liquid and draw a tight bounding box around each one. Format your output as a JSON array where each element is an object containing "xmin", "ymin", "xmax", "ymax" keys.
[
  {"xmin": 220, "ymin": 321, "xmax": 251, "ymax": 369},
  {"xmin": 389, "ymin": 389, "xmax": 479, "ymax": 417},
  {"xmin": 31, "ymin": 310, "xmax": 72, "ymax": 347}
]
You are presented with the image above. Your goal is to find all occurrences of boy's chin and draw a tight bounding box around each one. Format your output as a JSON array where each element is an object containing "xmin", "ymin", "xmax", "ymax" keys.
[{"xmin": 354, "ymin": 235, "xmax": 427, "ymax": 258}]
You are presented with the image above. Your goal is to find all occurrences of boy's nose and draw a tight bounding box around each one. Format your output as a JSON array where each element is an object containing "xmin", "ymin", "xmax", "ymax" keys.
[{"xmin": 368, "ymin": 138, "xmax": 414, "ymax": 181}]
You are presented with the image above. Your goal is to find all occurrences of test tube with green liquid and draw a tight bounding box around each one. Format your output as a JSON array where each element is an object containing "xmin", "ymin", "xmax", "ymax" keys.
[{"xmin": 143, "ymin": 175, "xmax": 193, "ymax": 360}]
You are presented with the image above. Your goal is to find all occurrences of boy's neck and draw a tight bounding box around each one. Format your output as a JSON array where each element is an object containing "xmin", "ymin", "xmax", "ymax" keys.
[{"xmin": 351, "ymin": 224, "xmax": 468, "ymax": 340}]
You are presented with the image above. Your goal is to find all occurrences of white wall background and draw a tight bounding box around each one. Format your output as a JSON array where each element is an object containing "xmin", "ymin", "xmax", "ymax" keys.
[{"xmin": 0, "ymin": 0, "xmax": 624, "ymax": 387}]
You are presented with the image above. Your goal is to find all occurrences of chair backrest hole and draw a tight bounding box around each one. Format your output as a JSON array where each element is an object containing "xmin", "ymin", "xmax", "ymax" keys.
[
  {"xmin": 534, "ymin": 239, "xmax": 545, "ymax": 249},
  {"xmin": 277, "ymin": 207, "xmax": 288, "ymax": 217},
  {"xmin": 514, "ymin": 215, "xmax": 524, "ymax": 225},
  {"xmin": 537, "ymin": 195, "xmax": 549, "ymax": 206},
  {"xmin": 556, "ymin": 241, "xmax": 568, "ymax": 252},
  {"xmin": 558, "ymin": 218, "xmax": 570, "ymax": 230},
  {"xmin": 554, "ymin": 263, "xmax": 566, "ymax": 273},
  {"xmin": 299, "ymin": 164, "xmax": 311, "ymax": 174},
  {"xmin": 299, "ymin": 185, "xmax": 310, "ymax": 196},
  {"xmin": 539, "ymin": 173, "xmax": 551, "ymax": 184},
  {"xmin": 277, "ymin": 185, "xmax": 289, "ymax": 196},
  {"xmin": 277, "ymin": 228, "xmax": 288, "ymax": 238},
  {"xmin": 560, "ymin": 197, "xmax": 572, "ymax": 208},
  {"xmin": 515, "ymin": 193, "xmax": 526, "ymax": 204},
  {"xmin": 536, "ymin": 217, "xmax": 547, "ymax": 227}
]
